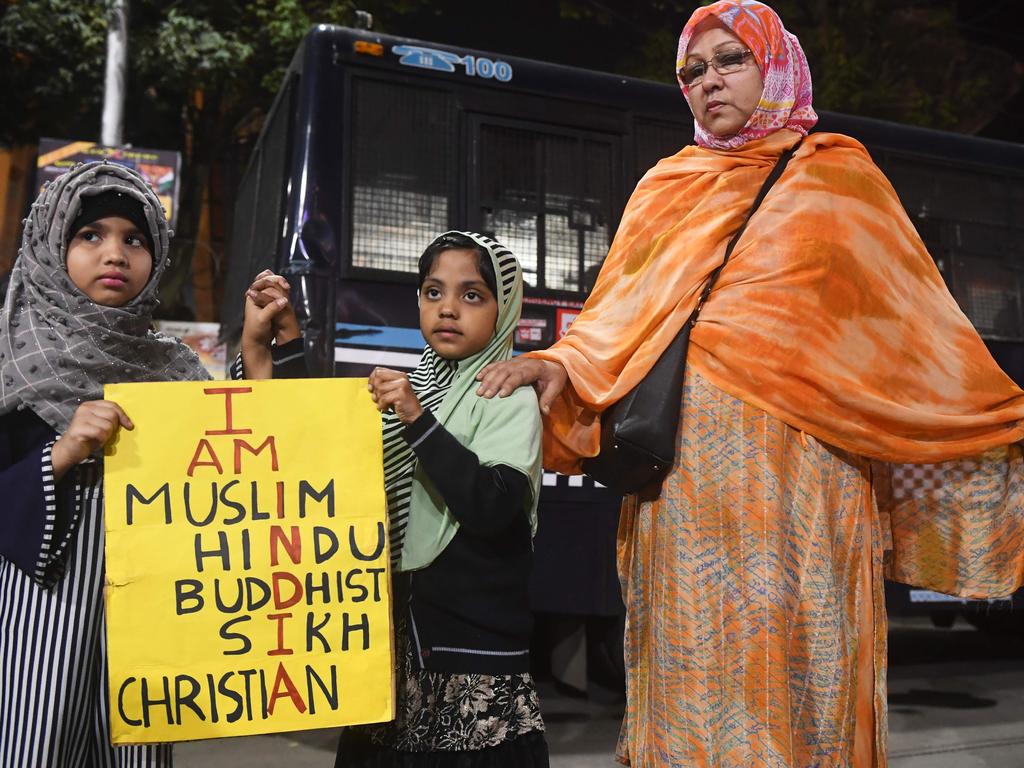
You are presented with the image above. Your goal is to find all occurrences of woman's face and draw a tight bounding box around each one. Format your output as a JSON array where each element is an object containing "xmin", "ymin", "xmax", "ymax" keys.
[
  {"xmin": 685, "ymin": 20, "xmax": 764, "ymax": 139},
  {"xmin": 66, "ymin": 216, "xmax": 153, "ymax": 307}
]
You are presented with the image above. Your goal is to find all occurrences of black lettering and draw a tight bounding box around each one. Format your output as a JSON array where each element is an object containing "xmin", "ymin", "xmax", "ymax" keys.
[
  {"xmin": 238, "ymin": 669, "xmax": 258, "ymax": 722},
  {"xmin": 175, "ymin": 579, "xmax": 204, "ymax": 615},
  {"xmin": 305, "ymin": 571, "xmax": 330, "ymax": 605},
  {"xmin": 306, "ymin": 664, "xmax": 339, "ymax": 715},
  {"xmin": 251, "ymin": 482, "xmax": 270, "ymax": 521},
  {"xmin": 344, "ymin": 569, "xmax": 368, "ymax": 603},
  {"xmin": 349, "ymin": 522, "xmax": 385, "ymax": 561},
  {"xmin": 140, "ymin": 676, "xmax": 173, "ymax": 728},
  {"xmin": 183, "ymin": 482, "xmax": 218, "ymax": 527},
  {"xmin": 214, "ymin": 579, "xmax": 244, "ymax": 613},
  {"xmin": 245, "ymin": 577, "xmax": 271, "ymax": 611},
  {"xmin": 299, "ymin": 479, "xmax": 334, "ymax": 518},
  {"xmin": 341, "ymin": 612, "xmax": 370, "ymax": 651},
  {"xmin": 241, "ymin": 528, "xmax": 251, "ymax": 570},
  {"xmin": 205, "ymin": 673, "xmax": 219, "ymax": 723},
  {"xmin": 220, "ymin": 616, "xmax": 253, "ymax": 655},
  {"xmin": 195, "ymin": 531, "xmax": 231, "ymax": 572},
  {"xmin": 117, "ymin": 677, "xmax": 142, "ymax": 726},
  {"xmin": 219, "ymin": 480, "xmax": 245, "ymax": 525},
  {"xmin": 367, "ymin": 567, "xmax": 386, "ymax": 602},
  {"xmin": 218, "ymin": 672, "xmax": 245, "ymax": 723},
  {"xmin": 174, "ymin": 675, "xmax": 205, "ymax": 724},
  {"xmin": 126, "ymin": 483, "xmax": 171, "ymax": 525},
  {"xmin": 306, "ymin": 612, "xmax": 331, "ymax": 653},
  {"xmin": 313, "ymin": 526, "xmax": 339, "ymax": 564}
]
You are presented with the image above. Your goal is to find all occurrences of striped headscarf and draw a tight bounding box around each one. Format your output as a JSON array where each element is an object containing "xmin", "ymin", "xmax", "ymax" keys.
[
  {"xmin": 0, "ymin": 161, "xmax": 210, "ymax": 433},
  {"xmin": 678, "ymin": 0, "xmax": 818, "ymax": 150},
  {"xmin": 387, "ymin": 231, "xmax": 542, "ymax": 572}
]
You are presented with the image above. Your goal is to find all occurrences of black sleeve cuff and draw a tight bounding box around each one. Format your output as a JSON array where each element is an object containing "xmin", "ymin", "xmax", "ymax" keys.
[
  {"xmin": 402, "ymin": 410, "xmax": 439, "ymax": 447},
  {"xmin": 271, "ymin": 337, "xmax": 309, "ymax": 378}
]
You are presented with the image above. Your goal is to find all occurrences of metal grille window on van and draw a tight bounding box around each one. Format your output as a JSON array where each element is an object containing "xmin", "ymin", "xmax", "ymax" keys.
[
  {"xmin": 351, "ymin": 79, "xmax": 455, "ymax": 273},
  {"xmin": 477, "ymin": 123, "xmax": 614, "ymax": 293}
]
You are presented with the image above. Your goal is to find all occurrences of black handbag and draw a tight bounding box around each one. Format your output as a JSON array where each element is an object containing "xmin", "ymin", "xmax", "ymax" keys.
[{"xmin": 582, "ymin": 141, "xmax": 802, "ymax": 497}]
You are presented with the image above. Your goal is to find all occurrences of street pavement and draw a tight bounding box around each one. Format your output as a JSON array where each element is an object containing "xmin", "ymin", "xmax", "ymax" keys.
[{"xmin": 176, "ymin": 616, "xmax": 1024, "ymax": 767}]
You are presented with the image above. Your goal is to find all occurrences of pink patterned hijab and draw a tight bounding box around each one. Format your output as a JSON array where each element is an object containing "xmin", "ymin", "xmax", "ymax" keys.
[{"xmin": 678, "ymin": 0, "xmax": 817, "ymax": 150}]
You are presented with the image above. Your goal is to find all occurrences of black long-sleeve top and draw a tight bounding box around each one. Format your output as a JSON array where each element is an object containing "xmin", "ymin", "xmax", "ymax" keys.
[{"xmin": 401, "ymin": 410, "xmax": 534, "ymax": 674}]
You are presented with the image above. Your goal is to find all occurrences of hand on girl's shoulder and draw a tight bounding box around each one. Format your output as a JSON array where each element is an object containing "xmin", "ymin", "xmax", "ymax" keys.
[{"xmin": 473, "ymin": 382, "xmax": 541, "ymax": 424}]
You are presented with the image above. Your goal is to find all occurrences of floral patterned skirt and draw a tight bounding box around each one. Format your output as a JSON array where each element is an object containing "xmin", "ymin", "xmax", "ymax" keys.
[{"xmin": 335, "ymin": 603, "xmax": 547, "ymax": 767}]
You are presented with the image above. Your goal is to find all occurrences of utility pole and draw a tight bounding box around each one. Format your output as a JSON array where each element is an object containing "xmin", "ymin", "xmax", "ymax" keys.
[{"xmin": 101, "ymin": 0, "xmax": 128, "ymax": 147}]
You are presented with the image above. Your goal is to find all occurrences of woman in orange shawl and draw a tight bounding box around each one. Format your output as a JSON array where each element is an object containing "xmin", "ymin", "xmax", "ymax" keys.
[{"xmin": 477, "ymin": 1, "xmax": 1024, "ymax": 766}]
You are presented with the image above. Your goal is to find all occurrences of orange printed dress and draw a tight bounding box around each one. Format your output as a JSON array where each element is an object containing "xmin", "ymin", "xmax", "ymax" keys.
[{"xmin": 528, "ymin": 129, "xmax": 1024, "ymax": 767}]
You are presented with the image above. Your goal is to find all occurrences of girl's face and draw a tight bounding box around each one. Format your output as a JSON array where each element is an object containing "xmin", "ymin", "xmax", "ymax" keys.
[
  {"xmin": 419, "ymin": 248, "xmax": 498, "ymax": 360},
  {"xmin": 66, "ymin": 216, "xmax": 153, "ymax": 307}
]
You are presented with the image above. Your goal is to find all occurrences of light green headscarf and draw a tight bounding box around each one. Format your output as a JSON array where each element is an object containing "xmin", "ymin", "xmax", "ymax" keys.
[{"xmin": 399, "ymin": 231, "xmax": 542, "ymax": 572}]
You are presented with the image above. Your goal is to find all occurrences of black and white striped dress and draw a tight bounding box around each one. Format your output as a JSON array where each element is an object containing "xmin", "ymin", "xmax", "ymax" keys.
[{"xmin": 0, "ymin": 409, "xmax": 171, "ymax": 767}]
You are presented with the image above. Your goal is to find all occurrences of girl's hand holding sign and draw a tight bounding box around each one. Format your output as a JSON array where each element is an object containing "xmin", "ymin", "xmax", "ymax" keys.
[
  {"xmin": 367, "ymin": 368, "xmax": 423, "ymax": 424},
  {"xmin": 52, "ymin": 400, "xmax": 134, "ymax": 480}
]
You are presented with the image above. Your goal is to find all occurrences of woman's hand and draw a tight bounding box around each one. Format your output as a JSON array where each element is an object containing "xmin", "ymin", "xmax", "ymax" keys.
[
  {"xmin": 476, "ymin": 357, "xmax": 568, "ymax": 414},
  {"xmin": 368, "ymin": 368, "xmax": 424, "ymax": 424},
  {"xmin": 51, "ymin": 400, "xmax": 133, "ymax": 480}
]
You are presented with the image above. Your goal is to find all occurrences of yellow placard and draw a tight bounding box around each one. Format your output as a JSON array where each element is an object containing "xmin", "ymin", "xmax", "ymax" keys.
[{"xmin": 103, "ymin": 379, "xmax": 392, "ymax": 743}]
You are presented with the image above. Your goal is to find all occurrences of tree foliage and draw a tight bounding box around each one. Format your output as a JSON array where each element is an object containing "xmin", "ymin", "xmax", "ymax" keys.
[{"xmin": 0, "ymin": 0, "xmax": 1019, "ymax": 313}]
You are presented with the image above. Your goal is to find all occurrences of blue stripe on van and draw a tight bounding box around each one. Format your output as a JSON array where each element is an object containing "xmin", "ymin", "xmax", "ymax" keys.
[
  {"xmin": 334, "ymin": 322, "xmax": 525, "ymax": 356},
  {"xmin": 335, "ymin": 323, "xmax": 424, "ymax": 350}
]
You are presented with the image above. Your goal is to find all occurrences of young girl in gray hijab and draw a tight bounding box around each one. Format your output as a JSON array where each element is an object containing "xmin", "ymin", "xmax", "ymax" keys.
[{"xmin": 0, "ymin": 161, "xmax": 209, "ymax": 767}]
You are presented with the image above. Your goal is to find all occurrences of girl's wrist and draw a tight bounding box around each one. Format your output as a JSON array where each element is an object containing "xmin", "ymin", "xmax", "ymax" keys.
[
  {"xmin": 50, "ymin": 437, "xmax": 78, "ymax": 481},
  {"xmin": 399, "ymin": 402, "xmax": 424, "ymax": 424},
  {"xmin": 274, "ymin": 323, "xmax": 301, "ymax": 346}
]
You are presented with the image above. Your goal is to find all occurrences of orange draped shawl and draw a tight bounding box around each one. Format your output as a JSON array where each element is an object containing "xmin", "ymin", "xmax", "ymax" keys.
[{"xmin": 529, "ymin": 129, "xmax": 1024, "ymax": 473}]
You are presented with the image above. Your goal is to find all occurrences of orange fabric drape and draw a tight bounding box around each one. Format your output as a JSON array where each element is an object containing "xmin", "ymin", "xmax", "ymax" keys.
[{"xmin": 528, "ymin": 129, "xmax": 1024, "ymax": 472}]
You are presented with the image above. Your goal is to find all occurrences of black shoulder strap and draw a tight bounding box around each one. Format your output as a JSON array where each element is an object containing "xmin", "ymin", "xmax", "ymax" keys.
[{"xmin": 690, "ymin": 137, "xmax": 803, "ymax": 322}]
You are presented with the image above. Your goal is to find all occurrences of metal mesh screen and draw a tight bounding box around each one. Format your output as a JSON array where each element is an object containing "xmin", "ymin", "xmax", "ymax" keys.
[
  {"xmin": 886, "ymin": 156, "xmax": 1009, "ymax": 224},
  {"xmin": 884, "ymin": 156, "xmax": 1024, "ymax": 341},
  {"xmin": 634, "ymin": 119, "xmax": 690, "ymax": 181},
  {"xmin": 478, "ymin": 124, "xmax": 614, "ymax": 293},
  {"xmin": 950, "ymin": 220, "xmax": 1024, "ymax": 339},
  {"xmin": 351, "ymin": 79, "xmax": 454, "ymax": 273},
  {"xmin": 480, "ymin": 125, "xmax": 539, "ymax": 283},
  {"xmin": 223, "ymin": 76, "xmax": 294, "ymax": 332},
  {"xmin": 250, "ymin": 88, "xmax": 293, "ymax": 275}
]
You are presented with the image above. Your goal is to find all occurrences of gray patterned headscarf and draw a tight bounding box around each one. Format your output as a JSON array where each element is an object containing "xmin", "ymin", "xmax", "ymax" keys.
[{"xmin": 0, "ymin": 161, "xmax": 210, "ymax": 433}]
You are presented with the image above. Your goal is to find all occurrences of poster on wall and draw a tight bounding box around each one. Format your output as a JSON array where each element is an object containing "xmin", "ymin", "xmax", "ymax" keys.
[
  {"xmin": 153, "ymin": 321, "xmax": 228, "ymax": 380},
  {"xmin": 35, "ymin": 138, "xmax": 181, "ymax": 228},
  {"xmin": 103, "ymin": 378, "xmax": 393, "ymax": 743}
]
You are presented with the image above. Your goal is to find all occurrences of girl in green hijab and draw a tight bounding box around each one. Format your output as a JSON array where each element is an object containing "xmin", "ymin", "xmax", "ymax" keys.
[
  {"xmin": 241, "ymin": 232, "xmax": 547, "ymax": 766},
  {"xmin": 337, "ymin": 231, "xmax": 547, "ymax": 766}
]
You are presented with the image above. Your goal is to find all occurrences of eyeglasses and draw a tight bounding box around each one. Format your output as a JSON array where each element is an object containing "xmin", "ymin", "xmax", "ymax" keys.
[{"xmin": 678, "ymin": 48, "xmax": 754, "ymax": 87}]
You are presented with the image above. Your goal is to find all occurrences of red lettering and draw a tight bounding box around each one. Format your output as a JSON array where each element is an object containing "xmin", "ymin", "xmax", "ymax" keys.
[
  {"xmin": 266, "ymin": 613, "xmax": 295, "ymax": 658},
  {"xmin": 276, "ymin": 481, "xmax": 285, "ymax": 519},
  {"xmin": 266, "ymin": 662, "xmax": 306, "ymax": 714},
  {"xmin": 269, "ymin": 526, "xmax": 302, "ymax": 567},
  {"xmin": 203, "ymin": 387, "xmax": 253, "ymax": 436},
  {"xmin": 186, "ymin": 439, "xmax": 223, "ymax": 476},
  {"xmin": 271, "ymin": 572, "xmax": 302, "ymax": 610},
  {"xmin": 233, "ymin": 436, "xmax": 278, "ymax": 473}
]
